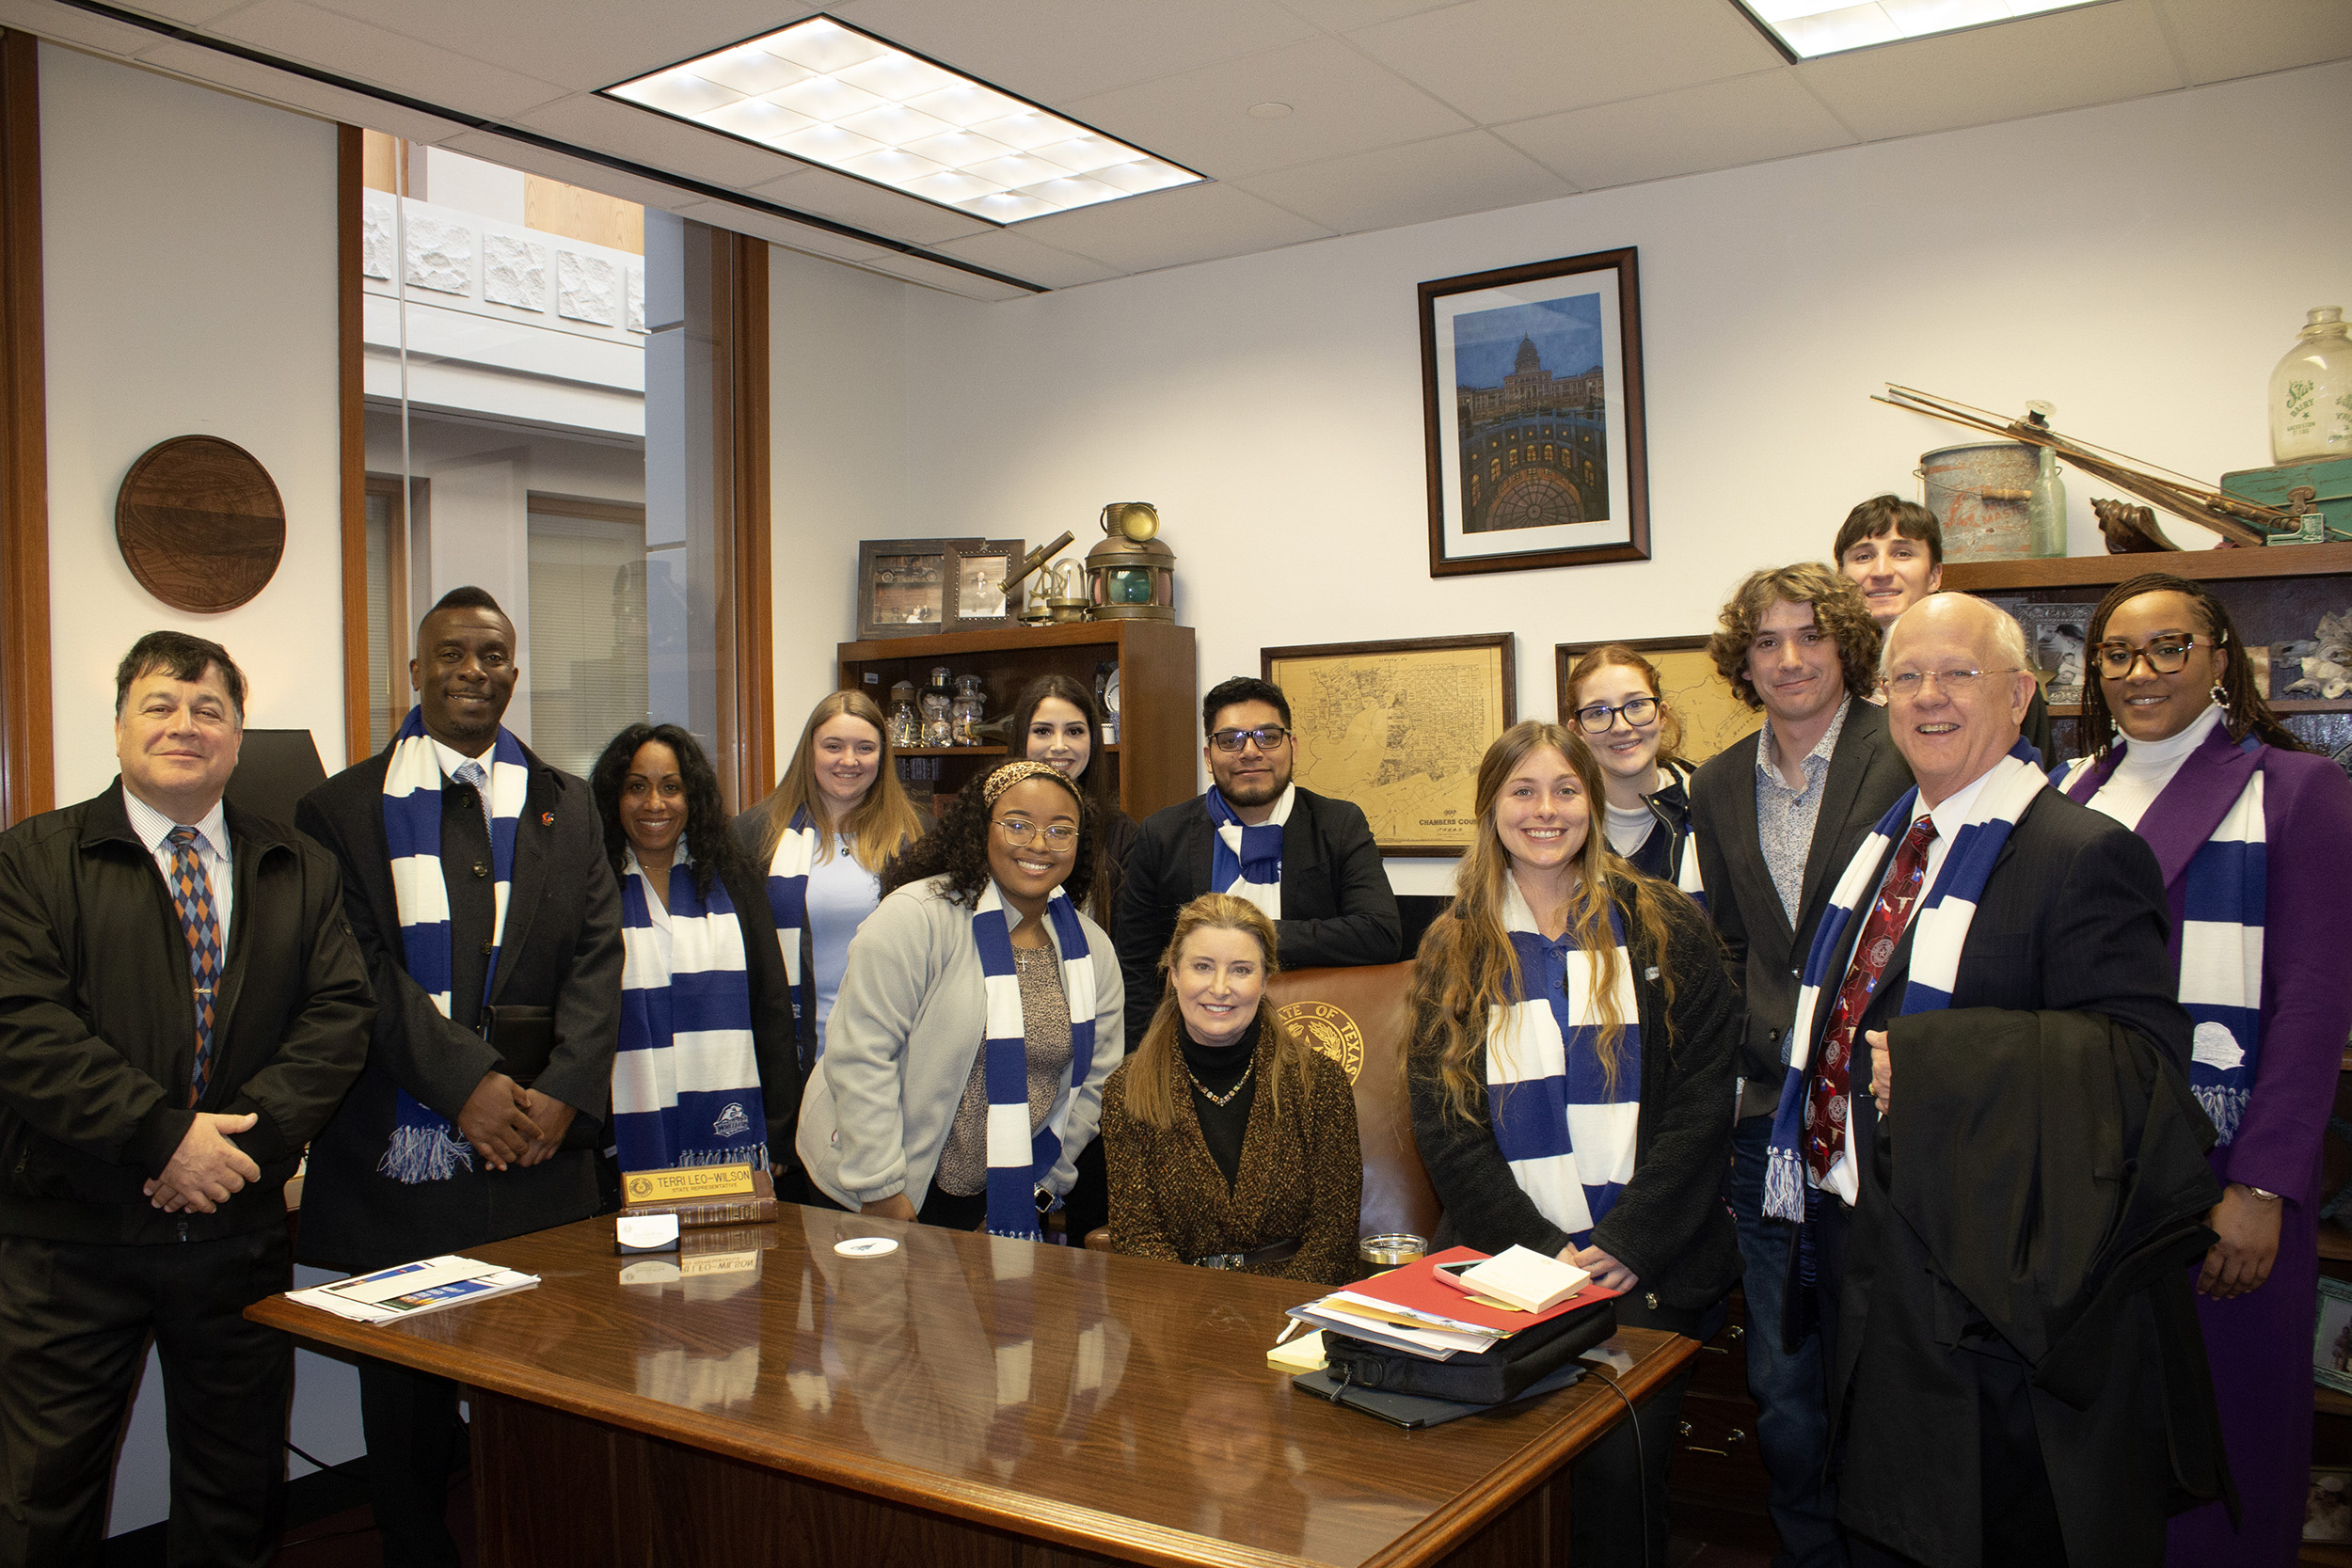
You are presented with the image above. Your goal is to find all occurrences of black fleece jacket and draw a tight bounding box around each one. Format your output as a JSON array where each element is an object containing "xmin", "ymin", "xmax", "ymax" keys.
[{"xmin": 1406, "ymin": 884, "xmax": 1740, "ymax": 1309}]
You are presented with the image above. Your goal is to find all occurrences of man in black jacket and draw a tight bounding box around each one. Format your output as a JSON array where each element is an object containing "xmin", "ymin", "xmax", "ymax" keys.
[
  {"xmin": 0, "ymin": 632, "xmax": 373, "ymax": 1568},
  {"xmin": 295, "ymin": 588, "xmax": 621, "ymax": 1568},
  {"xmin": 1114, "ymin": 675, "xmax": 1402, "ymax": 1051},
  {"xmin": 1689, "ymin": 563, "xmax": 1911, "ymax": 1568}
]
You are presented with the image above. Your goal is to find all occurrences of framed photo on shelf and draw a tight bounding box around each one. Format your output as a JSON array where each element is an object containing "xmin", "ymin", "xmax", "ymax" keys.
[
  {"xmin": 1420, "ymin": 245, "xmax": 1651, "ymax": 578},
  {"xmin": 1556, "ymin": 636, "xmax": 1758, "ymax": 768},
  {"xmin": 945, "ymin": 538, "xmax": 1025, "ymax": 632},
  {"xmin": 2316, "ymin": 1276, "xmax": 2352, "ymax": 1397},
  {"xmin": 1261, "ymin": 633, "xmax": 1514, "ymax": 856},
  {"xmin": 854, "ymin": 538, "xmax": 977, "ymax": 640}
]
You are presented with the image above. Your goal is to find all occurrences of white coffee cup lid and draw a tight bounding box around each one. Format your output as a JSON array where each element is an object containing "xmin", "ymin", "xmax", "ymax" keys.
[{"xmin": 834, "ymin": 1236, "xmax": 899, "ymax": 1258}]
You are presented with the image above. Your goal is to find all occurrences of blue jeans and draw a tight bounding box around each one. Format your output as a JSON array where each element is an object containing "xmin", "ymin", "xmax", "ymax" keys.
[{"xmin": 1726, "ymin": 1113, "xmax": 1846, "ymax": 1568}]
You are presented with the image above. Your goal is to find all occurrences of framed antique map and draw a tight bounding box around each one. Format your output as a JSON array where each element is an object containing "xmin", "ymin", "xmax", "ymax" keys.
[
  {"xmin": 1554, "ymin": 635, "xmax": 1758, "ymax": 766},
  {"xmin": 1262, "ymin": 633, "xmax": 1515, "ymax": 856}
]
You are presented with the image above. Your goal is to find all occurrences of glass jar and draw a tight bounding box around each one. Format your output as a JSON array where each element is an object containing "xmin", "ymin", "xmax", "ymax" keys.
[
  {"xmin": 2270, "ymin": 306, "xmax": 2352, "ymax": 463},
  {"xmin": 920, "ymin": 667, "xmax": 954, "ymax": 748},
  {"xmin": 887, "ymin": 680, "xmax": 919, "ymax": 749},
  {"xmin": 951, "ymin": 673, "xmax": 986, "ymax": 746}
]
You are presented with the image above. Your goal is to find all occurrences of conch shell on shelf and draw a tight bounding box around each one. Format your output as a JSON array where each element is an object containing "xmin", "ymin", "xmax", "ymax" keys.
[{"xmin": 2092, "ymin": 498, "xmax": 2182, "ymax": 553}]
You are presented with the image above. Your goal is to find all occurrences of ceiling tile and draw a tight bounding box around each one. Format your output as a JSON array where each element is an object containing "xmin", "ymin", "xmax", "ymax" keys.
[
  {"xmin": 103, "ymin": 0, "xmax": 252, "ymax": 24},
  {"xmin": 0, "ymin": 0, "xmax": 205, "ymax": 61},
  {"xmin": 516, "ymin": 94, "xmax": 802, "ymax": 188},
  {"xmin": 1011, "ymin": 179, "xmax": 1330, "ymax": 272},
  {"xmin": 666, "ymin": 200, "xmax": 897, "ymax": 261},
  {"xmin": 1348, "ymin": 0, "xmax": 1783, "ymax": 124},
  {"xmin": 122, "ymin": 36, "xmax": 477, "ymax": 140},
  {"xmin": 433, "ymin": 131, "xmax": 700, "ymax": 210},
  {"xmin": 205, "ymin": 0, "xmax": 571, "ymax": 119},
  {"xmin": 2153, "ymin": 0, "xmax": 2352, "ymax": 85},
  {"xmin": 845, "ymin": 248, "xmax": 1035, "ymax": 301},
  {"xmin": 930, "ymin": 229, "xmax": 1120, "ymax": 288},
  {"xmin": 1796, "ymin": 0, "xmax": 2184, "ymax": 140},
  {"xmin": 834, "ymin": 0, "xmax": 1318, "ymax": 104},
  {"xmin": 295, "ymin": 0, "xmax": 824, "ymax": 94},
  {"xmin": 1235, "ymin": 129, "xmax": 1572, "ymax": 232},
  {"xmin": 1497, "ymin": 71, "xmax": 1853, "ymax": 190},
  {"xmin": 1062, "ymin": 35, "xmax": 1469, "ymax": 181},
  {"xmin": 747, "ymin": 167, "xmax": 997, "ymax": 245},
  {"xmin": 1271, "ymin": 0, "xmax": 1465, "ymax": 28}
]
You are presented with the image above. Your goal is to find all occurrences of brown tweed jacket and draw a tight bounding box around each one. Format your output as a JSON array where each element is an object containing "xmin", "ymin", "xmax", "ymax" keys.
[{"xmin": 1100, "ymin": 1022, "xmax": 1361, "ymax": 1286}]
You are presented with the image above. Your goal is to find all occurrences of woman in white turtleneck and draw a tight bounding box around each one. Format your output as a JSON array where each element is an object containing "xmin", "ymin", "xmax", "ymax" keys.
[
  {"xmin": 2054, "ymin": 573, "xmax": 2352, "ymax": 1568},
  {"xmin": 1565, "ymin": 643, "xmax": 1703, "ymax": 896}
]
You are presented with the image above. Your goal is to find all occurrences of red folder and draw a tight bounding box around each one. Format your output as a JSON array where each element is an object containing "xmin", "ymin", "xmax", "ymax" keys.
[{"xmin": 1343, "ymin": 1245, "xmax": 1623, "ymax": 1334}]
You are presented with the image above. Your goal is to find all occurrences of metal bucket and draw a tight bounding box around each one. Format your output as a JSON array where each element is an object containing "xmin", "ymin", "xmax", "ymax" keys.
[{"xmin": 1920, "ymin": 442, "xmax": 2038, "ymax": 562}]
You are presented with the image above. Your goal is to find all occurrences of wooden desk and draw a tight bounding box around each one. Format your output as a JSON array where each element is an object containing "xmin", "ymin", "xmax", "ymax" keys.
[{"xmin": 248, "ymin": 1208, "xmax": 1694, "ymax": 1568}]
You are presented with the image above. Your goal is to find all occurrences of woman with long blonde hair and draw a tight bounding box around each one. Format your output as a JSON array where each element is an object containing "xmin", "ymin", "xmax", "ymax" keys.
[
  {"xmin": 733, "ymin": 690, "xmax": 926, "ymax": 1078},
  {"xmin": 1407, "ymin": 720, "xmax": 1740, "ymax": 1568},
  {"xmin": 1099, "ymin": 894, "xmax": 1360, "ymax": 1284}
]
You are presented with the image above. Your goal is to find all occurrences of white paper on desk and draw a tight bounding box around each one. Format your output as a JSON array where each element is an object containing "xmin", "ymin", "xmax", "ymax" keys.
[{"xmin": 289, "ymin": 1255, "xmax": 539, "ymax": 1324}]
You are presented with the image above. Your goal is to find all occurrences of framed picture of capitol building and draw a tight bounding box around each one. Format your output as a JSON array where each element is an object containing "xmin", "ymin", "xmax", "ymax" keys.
[{"xmin": 1419, "ymin": 246, "xmax": 1651, "ymax": 578}]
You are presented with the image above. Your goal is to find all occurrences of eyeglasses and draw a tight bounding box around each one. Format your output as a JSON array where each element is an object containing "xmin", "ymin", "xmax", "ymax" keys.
[
  {"xmin": 994, "ymin": 818, "xmax": 1077, "ymax": 848},
  {"xmin": 1574, "ymin": 697, "xmax": 1659, "ymax": 734},
  {"xmin": 1208, "ymin": 726, "xmax": 1291, "ymax": 753},
  {"xmin": 2093, "ymin": 635, "xmax": 2210, "ymax": 678},
  {"xmin": 1883, "ymin": 666, "xmax": 2021, "ymax": 700}
]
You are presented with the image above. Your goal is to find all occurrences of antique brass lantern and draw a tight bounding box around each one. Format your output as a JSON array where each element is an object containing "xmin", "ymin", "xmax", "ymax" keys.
[{"xmin": 1084, "ymin": 502, "xmax": 1175, "ymax": 622}]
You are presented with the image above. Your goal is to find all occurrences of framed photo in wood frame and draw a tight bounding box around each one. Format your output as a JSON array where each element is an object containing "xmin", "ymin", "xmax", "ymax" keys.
[
  {"xmin": 944, "ymin": 538, "xmax": 1025, "ymax": 632},
  {"xmin": 1261, "ymin": 632, "xmax": 1514, "ymax": 856},
  {"xmin": 2316, "ymin": 1277, "xmax": 2352, "ymax": 1398},
  {"xmin": 854, "ymin": 538, "xmax": 977, "ymax": 640},
  {"xmin": 1555, "ymin": 635, "xmax": 1758, "ymax": 768},
  {"xmin": 1421, "ymin": 246, "xmax": 1651, "ymax": 578}
]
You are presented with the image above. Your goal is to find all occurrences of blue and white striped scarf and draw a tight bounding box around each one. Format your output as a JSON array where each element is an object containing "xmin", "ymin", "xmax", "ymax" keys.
[
  {"xmin": 2058, "ymin": 729, "xmax": 2266, "ymax": 1144},
  {"xmin": 1206, "ymin": 784, "xmax": 1290, "ymax": 921},
  {"xmin": 613, "ymin": 847, "xmax": 767, "ymax": 1173},
  {"xmin": 1763, "ymin": 738, "xmax": 2048, "ymax": 1221},
  {"xmin": 970, "ymin": 879, "xmax": 1098, "ymax": 1242},
  {"xmin": 1486, "ymin": 879, "xmax": 1642, "ymax": 1247},
  {"xmin": 379, "ymin": 706, "xmax": 531, "ymax": 1183},
  {"xmin": 763, "ymin": 806, "xmax": 820, "ymax": 1039}
]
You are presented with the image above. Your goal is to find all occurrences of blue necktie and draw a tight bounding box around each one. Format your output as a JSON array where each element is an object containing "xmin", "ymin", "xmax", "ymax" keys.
[{"xmin": 454, "ymin": 759, "xmax": 493, "ymax": 839}]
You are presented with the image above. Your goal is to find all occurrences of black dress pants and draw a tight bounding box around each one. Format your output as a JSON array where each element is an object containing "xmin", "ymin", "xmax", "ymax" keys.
[
  {"xmin": 1568, "ymin": 1292, "xmax": 1724, "ymax": 1568},
  {"xmin": 358, "ymin": 1357, "xmax": 471, "ymax": 1568},
  {"xmin": 0, "ymin": 1226, "xmax": 293, "ymax": 1568}
]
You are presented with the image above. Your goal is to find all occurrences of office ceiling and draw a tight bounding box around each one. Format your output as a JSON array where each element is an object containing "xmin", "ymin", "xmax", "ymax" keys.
[{"xmin": 5, "ymin": 0, "xmax": 2346, "ymax": 300}]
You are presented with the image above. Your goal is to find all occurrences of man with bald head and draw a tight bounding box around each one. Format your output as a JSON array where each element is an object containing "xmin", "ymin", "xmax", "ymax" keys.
[{"xmin": 1770, "ymin": 594, "xmax": 2230, "ymax": 1568}]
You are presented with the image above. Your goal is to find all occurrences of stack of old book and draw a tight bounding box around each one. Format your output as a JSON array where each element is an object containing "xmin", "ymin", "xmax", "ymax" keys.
[{"xmin": 1288, "ymin": 1243, "xmax": 1615, "ymax": 1359}]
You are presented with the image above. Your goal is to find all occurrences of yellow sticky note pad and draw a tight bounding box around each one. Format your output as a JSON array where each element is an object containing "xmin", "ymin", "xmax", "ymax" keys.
[{"xmin": 1268, "ymin": 1329, "xmax": 1327, "ymax": 1372}]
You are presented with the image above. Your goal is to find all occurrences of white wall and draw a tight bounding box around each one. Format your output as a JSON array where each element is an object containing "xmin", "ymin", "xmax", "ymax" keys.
[
  {"xmin": 843, "ymin": 59, "xmax": 2352, "ymax": 892},
  {"xmin": 767, "ymin": 245, "xmax": 914, "ymax": 778},
  {"xmin": 40, "ymin": 43, "xmax": 346, "ymax": 799},
  {"xmin": 37, "ymin": 44, "xmax": 364, "ymax": 1535}
]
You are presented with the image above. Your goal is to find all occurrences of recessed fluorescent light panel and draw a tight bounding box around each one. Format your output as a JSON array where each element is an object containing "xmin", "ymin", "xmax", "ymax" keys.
[
  {"xmin": 1736, "ymin": 0, "xmax": 2102, "ymax": 59},
  {"xmin": 604, "ymin": 16, "xmax": 1202, "ymax": 223}
]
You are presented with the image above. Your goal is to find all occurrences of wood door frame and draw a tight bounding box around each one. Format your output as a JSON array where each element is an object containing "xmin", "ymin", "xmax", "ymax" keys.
[
  {"xmin": 337, "ymin": 124, "xmax": 369, "ymax": 765},
  {"xmin": 0, "ymin": 31, "xmax": 51, "ymax": 828}
]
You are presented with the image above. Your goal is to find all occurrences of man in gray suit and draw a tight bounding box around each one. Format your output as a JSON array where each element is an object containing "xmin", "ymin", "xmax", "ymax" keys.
[{"xmin": 1690, "ymin": 563, "xmax": 1913, "ymax": 1568}]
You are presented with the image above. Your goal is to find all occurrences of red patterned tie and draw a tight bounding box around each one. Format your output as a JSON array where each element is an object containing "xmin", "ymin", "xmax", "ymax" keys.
[
  {"xmin": 167, "ymin": 826, "xmax": 222, "ymax": 1107},
  {"xmin": 1806, "ymin": 815, "xmax": 1936, "ymax": 1183}
]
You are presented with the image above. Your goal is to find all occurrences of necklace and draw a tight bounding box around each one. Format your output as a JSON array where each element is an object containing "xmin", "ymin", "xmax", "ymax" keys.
[{"xmin": 1188, "ymin": 1055, "xmax": 1253, "ymax": 1108}]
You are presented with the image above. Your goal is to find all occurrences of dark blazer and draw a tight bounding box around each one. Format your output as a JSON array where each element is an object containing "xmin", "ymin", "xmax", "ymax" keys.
[
  {"xmin": 0, "ymin": 784, "xmax": 373, "ymax": 1245},
  {"xmin": 1406, "ymin": 888, "xmax": 1742, "ymax": 1310},
  {"xmin": 1114, "ymin": 787, "xmax": 1401, "ymax": 1049},
  {"xmin": 294, "ymin": 742, "xmax": 623, "ymax": 1272},
  {"xmin": 1689, "ymin": 699, "xmax": 1914, "ymax": 1108}
]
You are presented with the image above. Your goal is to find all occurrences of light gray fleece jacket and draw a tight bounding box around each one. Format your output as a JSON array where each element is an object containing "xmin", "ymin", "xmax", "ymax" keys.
[{"xmin": 797, "ymin": 875, "xmax": 1123, "ymax": 1212}]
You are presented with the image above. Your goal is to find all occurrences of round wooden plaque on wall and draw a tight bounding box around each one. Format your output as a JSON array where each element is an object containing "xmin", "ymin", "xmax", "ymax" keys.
[{"xmin": 114, "ymin": 435, "xmax": 287, "ymax": 613}]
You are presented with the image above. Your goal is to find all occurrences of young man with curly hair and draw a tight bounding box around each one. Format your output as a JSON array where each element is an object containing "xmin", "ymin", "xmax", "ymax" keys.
[{"xmin": 1687, "ymin": 564, "xmax": 1914, "ymax": 1568}]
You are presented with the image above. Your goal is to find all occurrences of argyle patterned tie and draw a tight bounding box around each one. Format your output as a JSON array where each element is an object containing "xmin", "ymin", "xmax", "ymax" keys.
[
  {"xmin": 167, "ymin": 826, "xmax": 222, "ymax": 1107},
  {"xmin": 1806, "ymin": 814, "xmax": 1936, "ymax": 1183},
  {"xmin": 454, "ymin": 759, "xmax": 493, "ymax": 839}
]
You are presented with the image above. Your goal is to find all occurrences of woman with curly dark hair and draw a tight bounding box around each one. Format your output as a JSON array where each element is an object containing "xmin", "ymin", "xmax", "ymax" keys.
[
  {"xmin": 799, "ymin": 760, "xmax": 1122, "ymax": 1235},
  {"xmin": 2054, "ymin": 573, "xmax": 2352, "ymax": 1564},
  {"xmin": 589, "ymin": 724, "xmax": 798, "ymax": 1195}
]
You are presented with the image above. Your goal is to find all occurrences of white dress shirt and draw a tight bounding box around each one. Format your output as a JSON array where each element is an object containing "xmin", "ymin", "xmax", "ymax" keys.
[{"xmin": 121, "ymin": 784, "xmax": 232, "ymax": 946}]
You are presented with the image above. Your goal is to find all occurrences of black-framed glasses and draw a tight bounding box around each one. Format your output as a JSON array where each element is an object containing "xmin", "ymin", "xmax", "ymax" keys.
[
  {"xmin": 1574, "ymin": 697, "xmax": 1659, "ymax": 734},
  {"xmin": 1883, "ymin": 666, "xmax": 2020, "ymax": 699},
  {"xmin": 994, "ymin": 818, "xmax": 1077, "ymax": 847},
  {"xmin": 1208, "ymin": 726, "xmax": 1290, "ymax": 753},
  {"xmin": 2093, "ymin": 634, "xmax": 2209, "ymax": 678}
]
